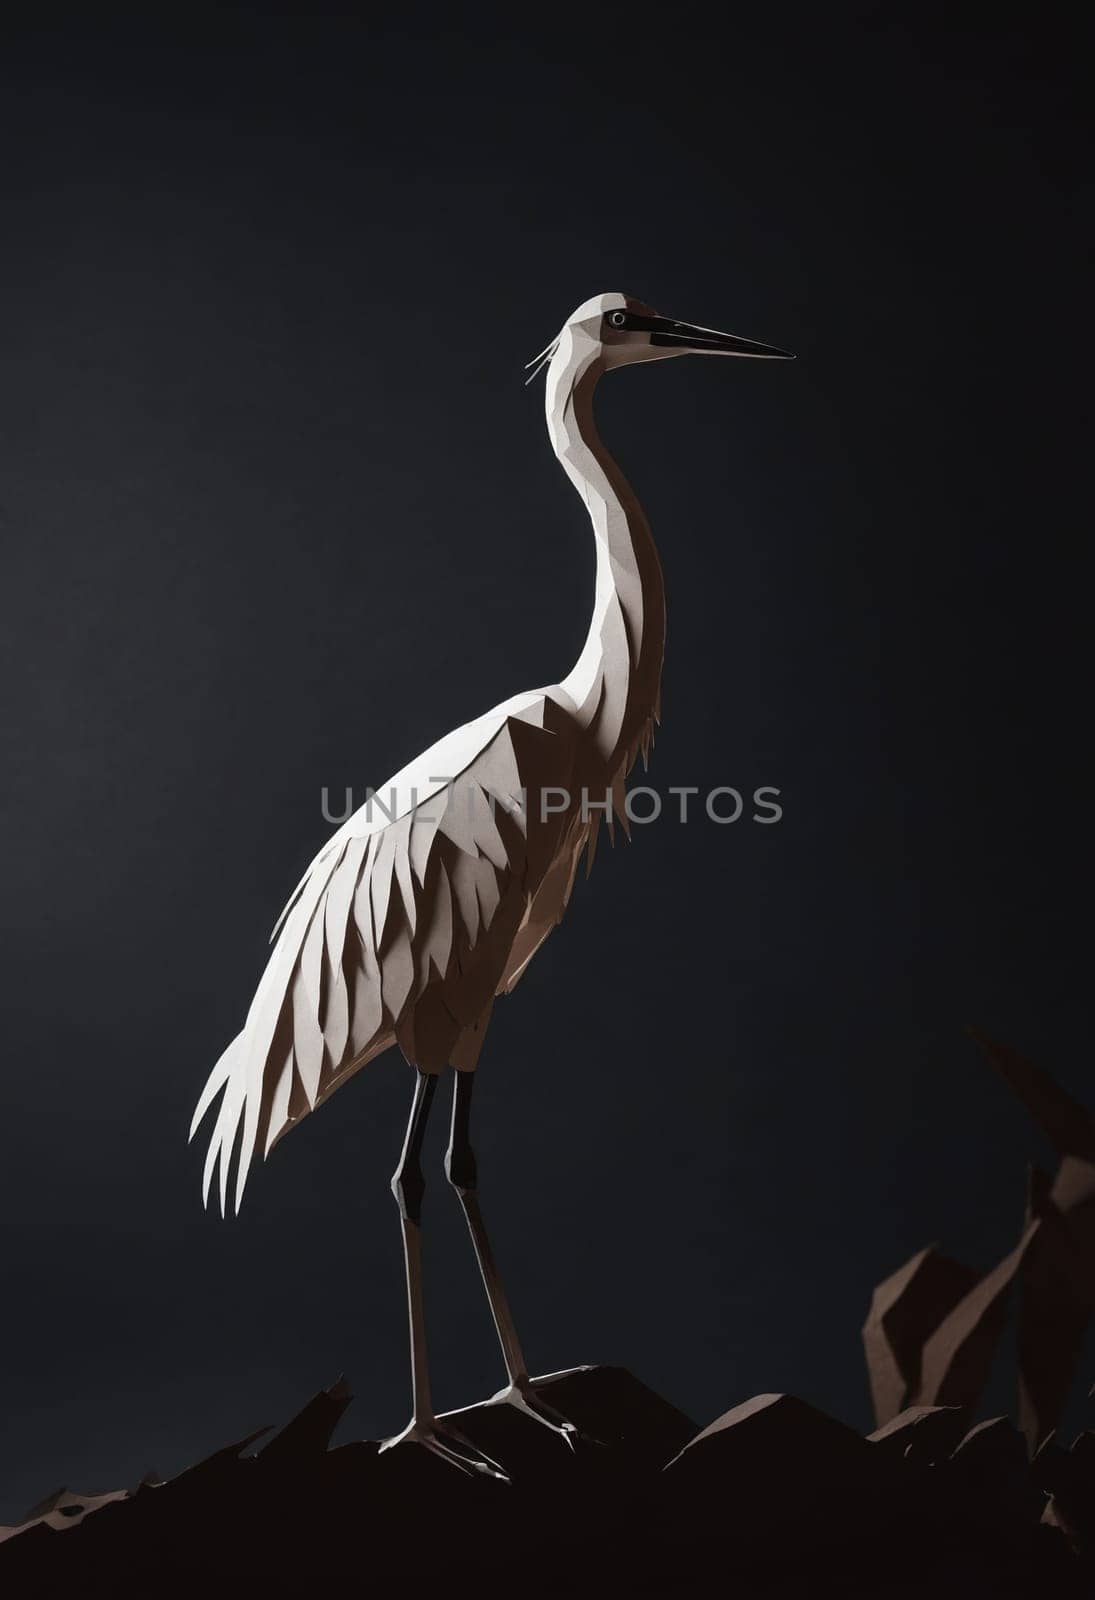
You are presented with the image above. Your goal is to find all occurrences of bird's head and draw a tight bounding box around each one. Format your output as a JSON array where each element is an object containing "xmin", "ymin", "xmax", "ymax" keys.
[{"xmin": 527, "ymin": 291, "xmax": 794, "ymax": 381}]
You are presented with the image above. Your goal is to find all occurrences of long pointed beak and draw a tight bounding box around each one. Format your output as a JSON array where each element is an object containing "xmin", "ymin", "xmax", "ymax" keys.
[{"xmin": 651, "ymin": 318, "xmax": 795, "ymax": 359}]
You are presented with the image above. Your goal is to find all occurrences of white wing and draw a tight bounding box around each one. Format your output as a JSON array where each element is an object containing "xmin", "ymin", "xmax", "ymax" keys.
[{"xmin": 190, "ymin": 690, "xmax": 581, "ymax": 1214}]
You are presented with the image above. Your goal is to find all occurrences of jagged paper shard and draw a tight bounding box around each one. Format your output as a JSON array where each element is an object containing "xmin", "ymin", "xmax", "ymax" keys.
[
  {"xmin": 862, "ymin": 1246, "xmax": 979, "ymax": 1425},
  {"xmin": 969, "ymin": 1031, "xmax": 1095, "ymax": 1162},
  {"xmin": 865, "ymin": 1034, "xmax": 1095, "ymax": 1452},
  {"xmin": 917, "ymin": 1223, "xmax": 1039, "ymax": 1408},
  {"xmin": 1019, "ymin": 1167, "xmax": 1095, "ymax": 1452},
  {"xmin": 2, "ymin": 1367, "xmax": 1092, "ymax": 1592},
  {"xmin": 867, "ymin": 1404, "xmax": 969, "ymax": 1462}
]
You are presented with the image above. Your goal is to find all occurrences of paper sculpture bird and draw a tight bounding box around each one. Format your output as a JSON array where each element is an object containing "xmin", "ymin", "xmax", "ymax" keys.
[{"xmin": 191, "ymin": 292, "xmax": 793, "ymax": 1473}]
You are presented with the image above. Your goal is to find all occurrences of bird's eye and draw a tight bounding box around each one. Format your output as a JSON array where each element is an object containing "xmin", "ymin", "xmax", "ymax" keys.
[{"xmin": 608, "ymin": 310, "xmax": 627, "ymax": 328}]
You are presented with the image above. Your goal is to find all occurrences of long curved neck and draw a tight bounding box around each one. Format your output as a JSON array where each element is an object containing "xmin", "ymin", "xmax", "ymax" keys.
[{"xmin": 548, "ymin": 328, "xmax": 665, "ymax": 774}]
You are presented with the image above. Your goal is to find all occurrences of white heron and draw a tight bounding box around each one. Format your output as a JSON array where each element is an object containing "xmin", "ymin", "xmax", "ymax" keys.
[{"xmin": 191, "ymin": 292, "xmax": 793, "ymax": 1475}]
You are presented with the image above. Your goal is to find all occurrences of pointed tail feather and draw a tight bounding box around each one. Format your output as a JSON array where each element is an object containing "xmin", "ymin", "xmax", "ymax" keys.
[
  {"xmin": 189, "ymin": 1036, "xmax": 241, "ymax": 1143},
  {"xmin": 189, "ymin": 1035, "xmax": 248, "ymax": 1215}
]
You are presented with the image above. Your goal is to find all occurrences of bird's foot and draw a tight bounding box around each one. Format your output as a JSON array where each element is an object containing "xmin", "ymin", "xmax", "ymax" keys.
[
  {"xmin": 483, "ymin": 1376, "xmax": 594, "ymax": 1449},
  {"xmin": 379, "ymin": 1417, "xmax": 509, "ymax": 1481}
]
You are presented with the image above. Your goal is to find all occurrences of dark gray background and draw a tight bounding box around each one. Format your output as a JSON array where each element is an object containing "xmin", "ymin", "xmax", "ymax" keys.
[{"xmin": 1, "ymin": 7, "xmax": 1090, "ymax": 1518}]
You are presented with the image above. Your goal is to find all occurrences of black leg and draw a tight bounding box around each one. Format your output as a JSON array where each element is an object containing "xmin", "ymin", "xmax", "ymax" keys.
[
  {"xmin": 445, "ymin": 1069, "xmax": 529, "ymax": 1384},
  {"xmin": 444, "ymin": 1069, "xmax": 577, "ymax": 1445},
  {"xmin": 382, "ymin": 1069, "xmax": 507, "ymax": 1478},
  {"xmin": 390, "ymin": 1069, "xmax": 438, "ymax": 1423}
]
